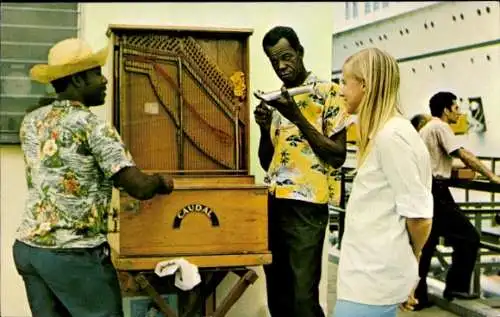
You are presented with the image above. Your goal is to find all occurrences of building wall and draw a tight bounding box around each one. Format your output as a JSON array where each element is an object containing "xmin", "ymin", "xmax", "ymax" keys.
[
  {"xmin": 0, "ymin": 3, "xmax": 335, "ymax": 316},
  {"xmin": 332, "ymin": 1, "xmax": 500, "ymax": 200},
  {"xmin": 331, "ymin": 1, "xmax": 440, "ymax": 34}
]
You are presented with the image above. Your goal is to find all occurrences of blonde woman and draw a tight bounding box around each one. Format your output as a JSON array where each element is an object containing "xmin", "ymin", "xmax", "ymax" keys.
[{"xmin": 334, "ymin": 48, "xmax": 433, "ymax": 317}]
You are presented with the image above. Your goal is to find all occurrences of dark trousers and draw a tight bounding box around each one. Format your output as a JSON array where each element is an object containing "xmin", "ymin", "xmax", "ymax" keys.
[
  {"xmin": 264, "ymin": 195, "xmax": 328, "ymax": 317},
  {"xmin": 13, "ymin": 240, "xmax": 124, "ymax": 317},
  {"xmin": 415, "ymin": 179, "xmax": 480, "ymax": 302}
]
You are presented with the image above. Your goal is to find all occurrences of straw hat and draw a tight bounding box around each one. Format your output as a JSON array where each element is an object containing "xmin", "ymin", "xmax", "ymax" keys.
[{"xmin": 30, "ymin": 38, "xmax": 109, "ymax": 84}]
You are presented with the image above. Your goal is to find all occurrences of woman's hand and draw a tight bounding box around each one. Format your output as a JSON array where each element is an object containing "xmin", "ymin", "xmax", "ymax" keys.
[{"xmin": 400, "ymin": 287, "xmax": 419, "ymax": 312}]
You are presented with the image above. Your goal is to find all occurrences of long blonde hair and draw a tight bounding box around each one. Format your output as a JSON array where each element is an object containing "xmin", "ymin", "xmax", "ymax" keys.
[{"xmin": 343, "ymin": 48, "xmax": 402, "ymax": 166}]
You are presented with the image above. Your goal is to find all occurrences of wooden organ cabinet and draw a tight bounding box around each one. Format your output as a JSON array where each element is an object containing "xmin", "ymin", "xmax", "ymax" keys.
[{"xmin": 106, "ymin": 25, "xmax": 271, "ymax": 317}]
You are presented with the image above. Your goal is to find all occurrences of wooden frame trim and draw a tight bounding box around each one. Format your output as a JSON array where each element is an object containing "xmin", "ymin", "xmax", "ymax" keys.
[
  {"xmin": 108, "ymin": 24, "xmax": 254, "ymax": 173},
  {"xmin": 112, "ymin": 253, "xmax": 273, "ymax": 270},
  {"xmin": 107, "ymin": 24, "xmax": 254, "ymax": 38}
]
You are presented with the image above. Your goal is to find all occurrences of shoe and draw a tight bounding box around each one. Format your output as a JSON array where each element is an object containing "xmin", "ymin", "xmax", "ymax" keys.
[{"xmin": 443, "ymin": 290, "xmax": 480, "ymax": 301}]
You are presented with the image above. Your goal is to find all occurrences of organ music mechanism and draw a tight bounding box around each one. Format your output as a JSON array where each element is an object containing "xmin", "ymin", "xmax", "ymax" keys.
[{"xmin": 106, "ymin": 26, "xmax": 271, "ymax": 316}]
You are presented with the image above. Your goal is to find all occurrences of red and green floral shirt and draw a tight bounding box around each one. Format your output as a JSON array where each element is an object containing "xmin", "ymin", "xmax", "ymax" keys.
[{"xmin": 17, "ymin": 100, "xmax": 135, "ymax": 248}]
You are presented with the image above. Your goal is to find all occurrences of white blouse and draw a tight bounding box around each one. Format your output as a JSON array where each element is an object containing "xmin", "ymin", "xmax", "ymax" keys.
[{"xmin": 337, "ymin": 116, "xmax": 433, "ymax": 305}]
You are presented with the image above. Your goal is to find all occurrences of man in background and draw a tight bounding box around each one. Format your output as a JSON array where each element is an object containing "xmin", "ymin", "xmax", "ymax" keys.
[
  {"xmin": 410, "ymin": 113, "xmax": 432, "ymax": 132},
  {"xmin": 414, "ymin": 91, "xmax": 500, "ymax": 309}
]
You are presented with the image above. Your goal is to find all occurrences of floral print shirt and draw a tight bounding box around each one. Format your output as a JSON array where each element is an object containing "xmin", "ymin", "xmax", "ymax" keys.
[
  {"xmin": 265, "ymin": 74, "xmax": 349, "ymax": 204},
  {"xmin": 17, "ymin": 100, "xmax": 135, "ymax": 248}
]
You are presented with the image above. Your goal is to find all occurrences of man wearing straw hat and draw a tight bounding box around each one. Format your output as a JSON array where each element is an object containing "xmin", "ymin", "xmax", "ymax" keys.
[{"xmin": 13, "ymin": 38, "xmax": 174, "ymax": 317}]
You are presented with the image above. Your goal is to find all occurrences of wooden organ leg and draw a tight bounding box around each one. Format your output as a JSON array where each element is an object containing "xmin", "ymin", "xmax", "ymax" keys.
[
  {"xmin": 118, "ymin": 268, "xmax": 258, "ymax": 317},
  {"xmin": 178, "ymin": 284, "xmax": 202, "ymax": 317},
  {"xmin": 200, "ymin": 271, "xmax": 228, "ymax": 316},
  {"xmin": 134, "ymin": 272, "xmax": 179, "ymax": 317},
  {"xmin": 178, "ymin": 271, "xmax": 228, "ymax": 317},
  {"xmin": 209, "ymin": 268, "xmax": 259, "ymax": 317}
]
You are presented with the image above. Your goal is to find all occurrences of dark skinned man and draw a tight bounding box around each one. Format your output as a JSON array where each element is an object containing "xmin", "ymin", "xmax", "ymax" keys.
[
  {"xmin": 14, "ymin": 38, "xmax": 174, "ymax": 317},
  {"xmin": 254, "ymin": 26, "xmax": 349, "ymax": 317}
]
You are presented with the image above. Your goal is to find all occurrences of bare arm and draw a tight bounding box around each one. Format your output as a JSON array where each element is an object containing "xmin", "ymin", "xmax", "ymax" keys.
[
  {"xmin": 111, "ymin": 166, "xmax": 174, "ymax": 200},
  {"xmin": 258, "ymin": 126, "xmax": 275, "ymax": 172},
  {"xmin": 263, "ymin": 87, "xmax": 347, "ymax": 169},
  {"xmin": 401, "ymin": 219, "xmax": 432, "ymax": 311},
  {"xmin": 84, "ymin": 116, "xmax": 174, "ymax": 200},
  {"xmin": 454, "ymin": 148, "xmax": 499, "ymax": 181},
  {"xmin": 254, "ymin": 102, "xmax": 275, "ymax": 171},
  {"xmin": 434, "ymin": 121, "xmax": 499, "ymax": 182},
  {"xmin": 406, "ymin": 218, "xmax": 432, "ymax": 260},
  {"xmin": 292, "ymin": 113, "xmax": 347, "ymax": 168},
  {"xmin": 377, "ymin": 130, "xmax": 433, "ymax": 261}
]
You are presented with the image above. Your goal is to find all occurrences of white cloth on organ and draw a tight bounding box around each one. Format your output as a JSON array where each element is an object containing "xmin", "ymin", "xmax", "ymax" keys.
[{"xmin": 154, "ymin": 258, "xmax": 201, "ymax": 291}]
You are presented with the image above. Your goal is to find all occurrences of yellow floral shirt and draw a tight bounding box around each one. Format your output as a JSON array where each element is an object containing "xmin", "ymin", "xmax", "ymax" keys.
[
  {"xmin": 17, "ymin": 100, "xmax": 135, "ymax": 248},
  {"xmin": 264, "ymin": 74, "xmax": 349, "ymax": 204}
]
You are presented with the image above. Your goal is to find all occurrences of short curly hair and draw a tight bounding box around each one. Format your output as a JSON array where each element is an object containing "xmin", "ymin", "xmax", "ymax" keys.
[
  {"xmin": 429, "ymin": 91, "xmax": 457, "ymax": 117},
  {"xmin": 262, "ymin": 26, "xmax": 303, "ymax": 55}
]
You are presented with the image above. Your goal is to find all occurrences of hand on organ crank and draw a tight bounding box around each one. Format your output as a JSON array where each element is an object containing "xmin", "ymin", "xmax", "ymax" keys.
[
  {"xmin": 254, "ymin": 86, "xmax": 301, "ymax": 123},
  {"xmin": 155, "ymin": 174, "xmax": 174, "ymax": 195}
]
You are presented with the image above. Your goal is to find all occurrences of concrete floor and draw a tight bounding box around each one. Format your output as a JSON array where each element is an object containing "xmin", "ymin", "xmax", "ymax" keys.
[{"xmin": 327, "ymin": 261, "xmax": 459, "ymax": 317}]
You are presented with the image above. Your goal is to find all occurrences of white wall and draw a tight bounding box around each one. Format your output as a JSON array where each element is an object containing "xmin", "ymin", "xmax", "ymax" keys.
[
  {"xmin": 332, "ymin": 2, "xmax": 500, "ymax": 156},
  {"xmin": 0, "ymin": 3, "xmax": 335, "ymax": 316},
  {"xmin": 1, "ymin": 146, "xmax": 31, "ymax": 316}
]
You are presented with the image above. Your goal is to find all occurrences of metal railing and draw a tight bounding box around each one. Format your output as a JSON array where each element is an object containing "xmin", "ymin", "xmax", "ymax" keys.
[{"xmin": 446, "ymin": 163, "xmax": 500, "ymax": 295}]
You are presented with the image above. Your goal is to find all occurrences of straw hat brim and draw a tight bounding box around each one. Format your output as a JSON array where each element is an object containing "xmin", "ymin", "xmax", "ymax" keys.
[{"xmin": 30, "ymin": 45, "xmax": 109, "ymax": 84}]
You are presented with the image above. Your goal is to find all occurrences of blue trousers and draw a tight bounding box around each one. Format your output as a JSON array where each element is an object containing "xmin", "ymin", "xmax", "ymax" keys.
[
  {"xmin": 13, "ymin": 240, "xmax": 123, "ymax": 317},
  {"xmin": 333, "ymin": 300, "xmax": 397, "ymax": 317}
]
